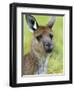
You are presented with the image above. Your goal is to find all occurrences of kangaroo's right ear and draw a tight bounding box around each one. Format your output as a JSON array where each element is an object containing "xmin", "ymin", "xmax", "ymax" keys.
[
  {"xmin": 47, "ymin": 16, "xmax": 56, "ymax": 28},
  {"xmin": 25, "ymin": 14, "xmax": 39, "ymax": 32}
]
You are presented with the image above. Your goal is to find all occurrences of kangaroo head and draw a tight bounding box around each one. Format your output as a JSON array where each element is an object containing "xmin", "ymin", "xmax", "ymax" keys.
[{"xmin": 25, "ymin": 14, "xmax": 56, "ymax": 53}]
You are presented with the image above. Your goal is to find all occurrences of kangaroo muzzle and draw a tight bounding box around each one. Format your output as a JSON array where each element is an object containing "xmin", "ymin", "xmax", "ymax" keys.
[
  {"xmin": 43, "ymin": 41, "xmax": 53, "ymax": 53},
  {"xmin": 42, "ymin": 35, "xmax": 53, "ymax": 53}
]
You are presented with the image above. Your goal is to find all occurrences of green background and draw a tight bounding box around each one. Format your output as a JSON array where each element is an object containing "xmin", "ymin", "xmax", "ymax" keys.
[{"xmin": 23, "ymin": 15, "xmax": 63, "ymax": 74}]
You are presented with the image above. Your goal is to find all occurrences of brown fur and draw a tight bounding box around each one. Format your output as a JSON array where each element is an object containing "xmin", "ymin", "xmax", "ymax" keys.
[
  {"xmin": 22, "ymin": 15, "xmax": 55, "ymax": 75},
  {"xmin": 22, "ymin": 26, "xmax": 51, "ymax": 75}
]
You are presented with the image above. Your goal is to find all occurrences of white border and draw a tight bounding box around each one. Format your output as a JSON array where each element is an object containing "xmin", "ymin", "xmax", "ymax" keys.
[{"xmin": 16, "ymin": 7, "xmax": 70, "ymax": 83}]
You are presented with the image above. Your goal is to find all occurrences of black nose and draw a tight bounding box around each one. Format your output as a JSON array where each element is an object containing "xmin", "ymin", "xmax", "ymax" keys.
[{"xmin": 45, "ymin": 43, "xmax": 51, "ymax": 47}]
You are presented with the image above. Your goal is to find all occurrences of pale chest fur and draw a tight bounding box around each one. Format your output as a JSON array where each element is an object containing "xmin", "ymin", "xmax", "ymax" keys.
[{"xmin": 35, "ymin": 56, "xmax": 48, "ymax": 74}]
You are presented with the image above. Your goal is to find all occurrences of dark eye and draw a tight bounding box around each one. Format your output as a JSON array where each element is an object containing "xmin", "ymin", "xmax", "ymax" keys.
[
  {"xmin": 49, "ymin": 33, "xmax": 53, "ymax": 39},
  {"xmin": 36, "ymin": 35, "xmax": 42, "ymax": 41}
]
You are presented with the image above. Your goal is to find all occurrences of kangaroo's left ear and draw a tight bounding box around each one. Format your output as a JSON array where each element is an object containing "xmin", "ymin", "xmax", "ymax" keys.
[
  {"xmin": 47, "ymin": 16, "xmax": 56, "ymax": 28},
  {"xmin": 25, "ymin": 14, "xmax": 39, "ymax": 32}
]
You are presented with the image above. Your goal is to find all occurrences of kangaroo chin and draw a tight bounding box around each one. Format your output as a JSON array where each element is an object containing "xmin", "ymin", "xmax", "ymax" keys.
[{"xmin": 22, "ymin": 15, "xmax": 56, "ymax": 75}]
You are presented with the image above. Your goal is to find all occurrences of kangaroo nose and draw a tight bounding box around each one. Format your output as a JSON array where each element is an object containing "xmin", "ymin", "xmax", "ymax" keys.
[
  {"xmin": 44, "ymin": 42, "xmax": 53, "ymax": 50},
  {"xmin": 45, "ymin": 43, "xmax": 51, "ymax": 47}
]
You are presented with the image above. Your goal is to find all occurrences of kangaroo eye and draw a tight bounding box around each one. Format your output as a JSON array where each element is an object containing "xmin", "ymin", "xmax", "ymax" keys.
[
  {"xmin": 49, "ymin": 33, "xmax": 53, "ymax": 39},
  {"xmin": 36, "ymin": 35, "xmax": 42, "ymax": 41}
]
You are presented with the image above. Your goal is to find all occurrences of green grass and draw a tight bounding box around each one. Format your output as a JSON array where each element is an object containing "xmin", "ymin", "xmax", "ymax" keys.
[{"xmin": 23, "ymin": 15, "xmax": 63, "ymax": 74}]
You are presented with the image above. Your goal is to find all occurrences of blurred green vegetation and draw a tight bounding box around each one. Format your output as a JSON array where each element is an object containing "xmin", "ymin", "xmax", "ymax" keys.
[{"xmin": 23, "ymin": 15, "xmax": 63, "ymax": 74}]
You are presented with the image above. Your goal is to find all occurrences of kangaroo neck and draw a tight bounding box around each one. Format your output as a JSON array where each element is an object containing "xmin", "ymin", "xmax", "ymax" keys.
[{"xmin": 30, "ymin": 37, "xmax": 47, "ymax": 60}]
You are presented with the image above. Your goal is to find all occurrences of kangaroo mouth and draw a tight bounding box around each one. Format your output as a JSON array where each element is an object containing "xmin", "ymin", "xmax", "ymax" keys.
[{"xmin": 45, "ymin": 48, "xmax": 53, "ymax": 53}]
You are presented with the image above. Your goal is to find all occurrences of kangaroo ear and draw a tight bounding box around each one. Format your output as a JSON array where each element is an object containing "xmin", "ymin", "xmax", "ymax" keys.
[
  {"xmin": 25, "ymin": 14, "xmax": 38, "ymax": 32},
  {"xmin": 47, "ymin": 16, "xmax": 56, "ymax": 28}
]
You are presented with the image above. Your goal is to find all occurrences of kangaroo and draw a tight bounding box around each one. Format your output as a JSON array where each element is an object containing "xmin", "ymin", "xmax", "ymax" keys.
[{"xmin": 22, "ymin": 15, "xmax": 56, "ymax": 75}]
